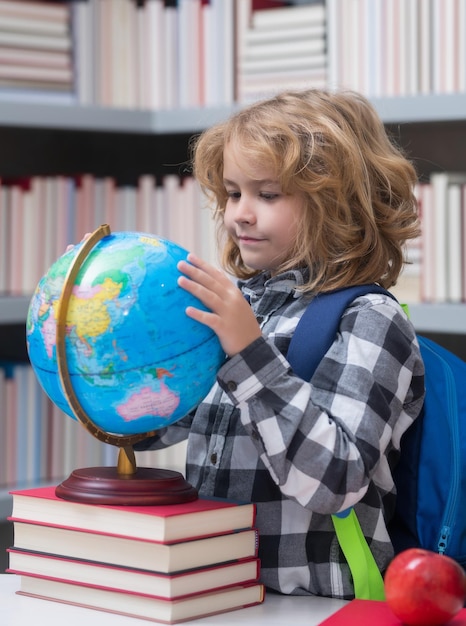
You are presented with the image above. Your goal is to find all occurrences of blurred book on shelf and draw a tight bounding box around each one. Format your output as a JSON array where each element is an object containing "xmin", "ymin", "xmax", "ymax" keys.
[
  {"xmin": 0, "ymin": 0, "xmax": 73, "ymax": 100},
  {"xmin": 236, "ymin": 1, "xmax": 327, "ymax": 103}
]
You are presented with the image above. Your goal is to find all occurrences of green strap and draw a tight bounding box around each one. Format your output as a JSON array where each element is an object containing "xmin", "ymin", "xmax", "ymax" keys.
[
  {"xmin": 401, "ymin": 302, "xmax": 410, "ymax": 317},
  {"xmin": 331, "ymin": 509, "xmax": 385, "ymax": 600}
]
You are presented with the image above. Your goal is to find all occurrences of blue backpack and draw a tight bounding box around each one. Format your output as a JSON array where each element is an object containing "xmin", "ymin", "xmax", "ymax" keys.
[{"xmin": 287, "ymin": 285, "xmax": 466, "ymax": 597}]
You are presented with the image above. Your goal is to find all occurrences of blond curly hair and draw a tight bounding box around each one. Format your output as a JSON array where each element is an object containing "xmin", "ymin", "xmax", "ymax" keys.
[{"xmin": 191, "ymin": 89, "xmax": 420, "ymax": 293}]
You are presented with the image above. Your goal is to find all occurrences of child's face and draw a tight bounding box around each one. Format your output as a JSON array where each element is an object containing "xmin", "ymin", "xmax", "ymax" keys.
[{"xmin": 223, "ymin": 142, "xmax": 304, "ymax": 275}]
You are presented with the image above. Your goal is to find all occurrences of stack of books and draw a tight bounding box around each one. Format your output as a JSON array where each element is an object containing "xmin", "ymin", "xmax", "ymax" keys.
[
  {"xmin": 7, "ymin": 485, "xmax": 264, "ymax": 623},
  {"xmin": 326, "ymin": 0, "xmax": 466, "ymax": 98},
  {"xmin": 236, "ymin": 1, "xmax": 327, "ymax": 103},
  {"xmin": 72, "ymin": 0, "xmax": 235, "ymax": 110},
  {"xmin": 0, "ymin": 0, "xmax": 74, "ymax": 101},
  {"xmin": 421, "ymin": 171, "xmax": 466, "ymax": 304},
  {"xmin": 393, "ymin": 171, "xmax": 466, "ymax": 306},
  {"xmin": 0, "ymin": 173, "xmax": 211, "ymax": 299}
]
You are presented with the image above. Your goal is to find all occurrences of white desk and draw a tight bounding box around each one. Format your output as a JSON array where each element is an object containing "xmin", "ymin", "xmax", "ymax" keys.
[{"xmin": 1, "ymin": 574, "xmax": 346, "ymax": 625}]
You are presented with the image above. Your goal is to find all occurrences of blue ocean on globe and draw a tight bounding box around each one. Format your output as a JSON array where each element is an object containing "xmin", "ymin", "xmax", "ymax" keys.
[{"xmin": 26, "ymin": 231, "xmax": 225, "ymax": 436}]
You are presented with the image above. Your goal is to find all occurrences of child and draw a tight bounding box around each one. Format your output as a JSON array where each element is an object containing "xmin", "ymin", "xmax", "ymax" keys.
[{"xmin": 136, "ymin": 89, "xmax": 425, "ymax": 599}]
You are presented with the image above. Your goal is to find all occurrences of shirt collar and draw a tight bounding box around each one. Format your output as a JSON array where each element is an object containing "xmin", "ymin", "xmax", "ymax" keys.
[{"xmin": 239, "ymin": 268, "xmax": 309, "ymax": 318}]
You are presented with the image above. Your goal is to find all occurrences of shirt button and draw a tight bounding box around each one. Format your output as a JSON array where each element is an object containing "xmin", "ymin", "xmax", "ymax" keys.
[
  {"xmin": 210, "ymin": 453, "xmax": 218, "ymax": 464},
  {"xmin": 227, "ymin": 381, "xmax": 237, "ymax": 391}
]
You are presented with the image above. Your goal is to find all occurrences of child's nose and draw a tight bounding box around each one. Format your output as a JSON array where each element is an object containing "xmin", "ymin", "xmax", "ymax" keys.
[{"xmin": 235, "ymin": 197, "xmax": 256, "ymax": 224}]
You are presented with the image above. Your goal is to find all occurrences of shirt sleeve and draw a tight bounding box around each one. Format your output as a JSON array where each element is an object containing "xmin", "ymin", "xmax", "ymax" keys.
[
  {"xmin": 133, "ymin": 412, "xmax": 193, "ymax": 451},
  {"xmin": 216, "ymin": 295, "xmax": 425, "ymax": 514}
]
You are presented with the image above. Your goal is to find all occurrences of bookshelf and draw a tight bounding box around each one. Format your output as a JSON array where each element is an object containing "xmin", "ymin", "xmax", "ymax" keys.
[
  {"xmin": 0, "ymin": 100, "xmax": 240, "ymax": 134},
  {"xmin": 373, "ymin": 93, "xmax": 466, "ymax": 124},
  {"xmin": 0, "ymin": 296, "xmax": 30, "ymax": 324},
  {"xmin": 2, "ymin": 1, "xmax": 466, "ymax": 534},
  {"xmin": 2, "ymin": 91, "xmax": 466, "ymax": 131},
  {"xmin": 3, "ymin": 94, "xmax": 466, "ymax": 329}
]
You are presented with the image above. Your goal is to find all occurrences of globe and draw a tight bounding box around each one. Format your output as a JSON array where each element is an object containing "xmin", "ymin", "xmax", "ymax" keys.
[{"xmin": 26, "ymin": 229, "xmax": 225, "ymax": 440}]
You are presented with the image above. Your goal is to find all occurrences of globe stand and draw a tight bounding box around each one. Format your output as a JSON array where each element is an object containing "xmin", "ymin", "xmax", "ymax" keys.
[
  {"xmin": 54, "ymin": 224, "xmax": 198, "ymax": 506},
  {"xmin": 55, "ymin": 447, "xmax": 198, "ymax": 506}
]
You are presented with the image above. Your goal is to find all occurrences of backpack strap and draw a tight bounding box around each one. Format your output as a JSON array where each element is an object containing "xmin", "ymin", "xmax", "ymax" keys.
[
  {"xmin": 332, "ymin": 508, "xmax": 386, "ymax": 600},
  {"xmin": 287, "ymin": 284, "xmax": 393, "ymax": 600},
  {"xmin": 288, "ymin": 284, "xmax": 391, "ymax": 381}
]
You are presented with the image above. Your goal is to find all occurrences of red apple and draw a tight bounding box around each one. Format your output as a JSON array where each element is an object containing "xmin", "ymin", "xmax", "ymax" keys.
[{"xmin": 384, "ymin": 548, "xmax": 466, "ymax": 626}]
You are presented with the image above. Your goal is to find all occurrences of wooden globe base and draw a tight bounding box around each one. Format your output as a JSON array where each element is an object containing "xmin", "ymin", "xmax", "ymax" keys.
[{"xmin": 55, "ymin": 466, "xmax": 198, "ymax": 505}]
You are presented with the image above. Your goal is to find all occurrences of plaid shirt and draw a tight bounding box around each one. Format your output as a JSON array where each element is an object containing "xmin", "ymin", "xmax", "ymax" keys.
[{"xmin": 137, "ymin": 269, "xmax": 425, "ymax": 599}]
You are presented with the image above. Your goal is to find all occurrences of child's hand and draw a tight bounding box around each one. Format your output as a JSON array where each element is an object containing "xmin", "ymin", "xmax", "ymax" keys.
[{"xmin": 177, "ymin": 253, "xmax": 262, "ymax": 357}]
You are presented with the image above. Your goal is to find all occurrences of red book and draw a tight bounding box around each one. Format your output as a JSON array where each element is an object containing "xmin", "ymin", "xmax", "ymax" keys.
[
  {"xmin": 318, "ymin": 599, "xmax": 466, "ymax": 626},
  {"xmin": 8, "ymin": 549, "xmax": 260, "ymax": 600},
  {"xmin": 252, "ymin": 1, "xmax": 287, "ymax": 9},
  {"xmin": 9, "ymin": 485, "xmax": 256, "ymax": 543},
  {"xmin": 10, "ymin": 522, "xmax": 259, "ymax": 574},
  {"xmin": 16, "ymin": 575, "xmax": 265, "ymax": 624}
]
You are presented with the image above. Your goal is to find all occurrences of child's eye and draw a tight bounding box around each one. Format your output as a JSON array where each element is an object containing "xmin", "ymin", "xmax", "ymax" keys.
[
  {"xmin": 227, "ymin": 190, "xmax": 241, "ymax": 200},
  {"xmin": 260, "ymin": 192, "xmax": 279, "ymax": 200}
]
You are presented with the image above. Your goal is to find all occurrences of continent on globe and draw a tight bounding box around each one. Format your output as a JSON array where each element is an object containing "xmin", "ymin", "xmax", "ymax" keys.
[
  {"xmin": 117, "ymin": 378, "xmax": 181, "ymax": 423},
  {"xmin": 26, "ymin": 231, "xmax": 225, "ymax": 437},
  {"xmin": 64, "ymin": 277, "xmax": 123, "ymax": 356}
]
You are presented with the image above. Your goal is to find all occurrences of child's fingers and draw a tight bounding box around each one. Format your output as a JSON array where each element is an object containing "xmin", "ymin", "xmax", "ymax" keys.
[
  {"xmin": 178, "ymin": 256, "xmax": 229, "ymax": 294},
  {"xmin": 65, "ymin": 233, "xmax": 92, "ymax": 253}
]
